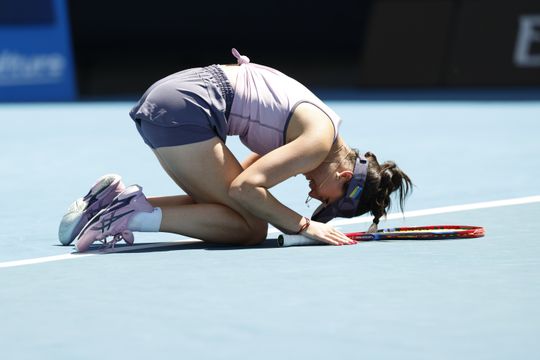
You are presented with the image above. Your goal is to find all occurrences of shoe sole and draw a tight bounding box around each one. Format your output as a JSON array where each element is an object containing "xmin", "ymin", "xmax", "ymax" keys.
[{"xmin": 58, "ymin": 174, "xmax": 123, "ymax": 246}]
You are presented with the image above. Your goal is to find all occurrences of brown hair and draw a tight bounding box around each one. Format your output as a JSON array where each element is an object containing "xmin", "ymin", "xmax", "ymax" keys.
[{"xmin": 351, "ymin": 150, "xmax": 413, "ymax": 229}]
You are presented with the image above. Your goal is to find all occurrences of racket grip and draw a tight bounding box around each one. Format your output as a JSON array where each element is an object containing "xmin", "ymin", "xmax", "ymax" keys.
[{"xmin": 278, "ymin": 234, "xmax": 323, "ymax": 247}]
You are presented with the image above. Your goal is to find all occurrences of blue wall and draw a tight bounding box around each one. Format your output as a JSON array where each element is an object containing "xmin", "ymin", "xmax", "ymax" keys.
[{"xmin": 0, "ymin": 0, "xmax": 76, "ymax": 101}]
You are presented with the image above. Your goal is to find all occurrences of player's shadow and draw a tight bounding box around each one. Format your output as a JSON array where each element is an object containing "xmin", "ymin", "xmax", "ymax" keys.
[
  {"xmin": 132, "ymin": 239, "xmax": 283, "ymax": 253},
  {"xmin": 66, "ymin": 238, "xmax": 288, "ymax": 255}
]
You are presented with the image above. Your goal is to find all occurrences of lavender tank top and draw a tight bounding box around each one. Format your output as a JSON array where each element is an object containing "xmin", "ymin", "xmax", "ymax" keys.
[{"xmin": 224, "ymin": 49, "xmax": 341, "ymax": 155}]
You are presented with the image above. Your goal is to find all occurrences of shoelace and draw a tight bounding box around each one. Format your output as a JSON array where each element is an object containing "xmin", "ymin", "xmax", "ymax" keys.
[
  {"xmin": 95, "ymin": 231, "xmax": 132, "ymax": 249},
  {"xmin": 231, "ymin": 48, "xmax": 250, "ymax": 65}
]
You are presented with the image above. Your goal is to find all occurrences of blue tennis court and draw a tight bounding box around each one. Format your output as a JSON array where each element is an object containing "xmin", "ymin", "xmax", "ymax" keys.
[{"xmin": 1, "ymin": 99, "xmax": 539, "ymax": 359}]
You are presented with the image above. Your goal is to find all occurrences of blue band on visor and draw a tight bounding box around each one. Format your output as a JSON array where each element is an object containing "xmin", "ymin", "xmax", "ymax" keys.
[{"xmin": 311, "ymin": 154, "xmax": 368, "ymax": 223}]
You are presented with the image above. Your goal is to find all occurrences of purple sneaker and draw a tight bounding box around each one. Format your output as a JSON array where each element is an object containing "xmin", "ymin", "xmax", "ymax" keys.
[
  {"xmin": 74, "ymin": 185, "xmax": 154, "ymax": 252},
  {"xmin": 58, "ymin": 174, "xmax": 125, "ymax": 246}
]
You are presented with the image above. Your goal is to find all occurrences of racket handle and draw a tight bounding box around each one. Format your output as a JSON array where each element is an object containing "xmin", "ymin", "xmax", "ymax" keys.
[{"xmin": 278, "ymin": 234, "xmax": 323, "ymax": 247}]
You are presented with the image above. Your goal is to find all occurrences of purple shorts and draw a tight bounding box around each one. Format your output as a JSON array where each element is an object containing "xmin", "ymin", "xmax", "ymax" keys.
[{"xmin": 129, "ymin": 65, "xmax": 233, "ymax": 149}]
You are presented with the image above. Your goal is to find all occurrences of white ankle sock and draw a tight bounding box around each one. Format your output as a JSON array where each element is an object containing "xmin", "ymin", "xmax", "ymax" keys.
[{"xmin": 127, "ymin": 207, "xmax": 162, "ymax": 232}]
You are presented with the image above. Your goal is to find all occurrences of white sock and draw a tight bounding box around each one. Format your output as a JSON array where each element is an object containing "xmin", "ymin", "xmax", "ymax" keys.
[{"xmin": 127, "ymin": 207, "xmax": 162, "ymax": 232}]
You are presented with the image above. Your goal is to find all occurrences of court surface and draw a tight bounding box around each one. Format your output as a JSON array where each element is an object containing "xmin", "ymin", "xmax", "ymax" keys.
[{"xmin": 1, "ymin": 99, "xmax": 539, "ymax": 359}]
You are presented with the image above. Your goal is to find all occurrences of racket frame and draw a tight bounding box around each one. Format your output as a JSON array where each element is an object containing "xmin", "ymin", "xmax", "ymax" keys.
[{"xmin": 346, "ymin": 225, "xmax": 485, "ymax": 241}]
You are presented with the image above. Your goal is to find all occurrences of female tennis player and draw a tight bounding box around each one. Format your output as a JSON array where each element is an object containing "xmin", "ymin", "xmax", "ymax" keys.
[{"xmin": 59, "ymin": 49, "xmax": 412, "ymax": 252}]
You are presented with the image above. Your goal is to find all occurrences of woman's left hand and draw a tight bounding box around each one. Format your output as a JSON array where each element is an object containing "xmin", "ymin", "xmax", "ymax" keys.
[{"xmin": 302, "ymin": 220, "xmax": 357, "ymax": 246}]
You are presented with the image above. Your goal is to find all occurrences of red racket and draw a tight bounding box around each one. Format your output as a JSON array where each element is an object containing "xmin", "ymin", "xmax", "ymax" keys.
[{"xmin": 278, "ymin": 225, "xmax": 485, "ymax": 247}]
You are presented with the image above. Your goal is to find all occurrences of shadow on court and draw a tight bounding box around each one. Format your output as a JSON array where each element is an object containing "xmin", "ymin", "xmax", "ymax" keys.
[
  {"xmin": 59, "ymin": 237, "xmax": 477, "ymax": 255},
  {"xmin": 62, "ymin": 238, "xmax": 283, "ymax": 254}
]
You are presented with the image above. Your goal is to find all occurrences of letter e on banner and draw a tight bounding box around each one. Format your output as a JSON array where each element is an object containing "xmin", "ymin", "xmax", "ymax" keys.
[{"xmin": 514, "ymin": 15, "xmax": 540, "ymax": 68}]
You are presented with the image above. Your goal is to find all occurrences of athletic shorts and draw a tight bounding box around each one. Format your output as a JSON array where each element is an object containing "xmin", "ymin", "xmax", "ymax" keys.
[{"xmin": 129, "ymin": 65, "xmax": 234, "ymax": 149}]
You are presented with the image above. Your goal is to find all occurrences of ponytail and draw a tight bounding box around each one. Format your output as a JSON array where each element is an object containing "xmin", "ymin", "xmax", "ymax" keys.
[{"xmin": 354, "ymin": 151, "xmax": 413, "ymax": 231}]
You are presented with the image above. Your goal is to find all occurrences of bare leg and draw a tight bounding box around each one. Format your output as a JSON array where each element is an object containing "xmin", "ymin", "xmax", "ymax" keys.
[
  {"xmin": 148, "ymin": 195, "xmax": 194, "ymax": 207},
  {"xmin": 147, "ymin": 151, "xmax": 196, "ymax": 207},
  {"xmin": 149, "ymin": 137, "xmax": 268, "ymax": 246}
]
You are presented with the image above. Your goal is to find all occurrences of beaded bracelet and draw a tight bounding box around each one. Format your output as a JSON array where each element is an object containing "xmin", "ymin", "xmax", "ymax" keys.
[{"xmin": 296, "ymin": 217, "xmax": 311, "ymax": 234}]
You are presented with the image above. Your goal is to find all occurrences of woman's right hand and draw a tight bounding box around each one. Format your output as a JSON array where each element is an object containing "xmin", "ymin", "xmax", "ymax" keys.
[{"xmin": 303, "ymin": 220, "xmax": 357, "ymax": 246}]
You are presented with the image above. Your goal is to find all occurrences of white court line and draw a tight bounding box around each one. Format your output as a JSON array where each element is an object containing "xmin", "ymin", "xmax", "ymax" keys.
[
  {"xmin": 329, "ymin": 195, "xmax": 540, "ymax": 226},
  {"xmin": 1, "ymin": 195, "xmax": 539, "ymax": 269}
]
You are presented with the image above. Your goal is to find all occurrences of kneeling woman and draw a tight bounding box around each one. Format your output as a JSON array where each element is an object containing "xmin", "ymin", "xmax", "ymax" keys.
[{"xmin": 60, "ymin": 49, "xmax": 412, "ymax": 252}]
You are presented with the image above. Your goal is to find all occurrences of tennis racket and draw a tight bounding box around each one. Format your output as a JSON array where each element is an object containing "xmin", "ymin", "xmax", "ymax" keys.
[{"xmin": 278, "ymin": 225, "xmax": 485, "ymax": 247}]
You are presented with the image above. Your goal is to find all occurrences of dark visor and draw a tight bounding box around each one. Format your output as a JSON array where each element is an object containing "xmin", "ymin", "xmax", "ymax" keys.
[{"xmin": 311, "ymin": 154, "xmax": 368, "ymax": 223}]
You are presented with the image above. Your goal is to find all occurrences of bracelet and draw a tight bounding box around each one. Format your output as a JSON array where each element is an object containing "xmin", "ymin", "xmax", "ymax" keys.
[{"xmin": 296, "ymin": 217, "xmax": 311, "ymax": 234}]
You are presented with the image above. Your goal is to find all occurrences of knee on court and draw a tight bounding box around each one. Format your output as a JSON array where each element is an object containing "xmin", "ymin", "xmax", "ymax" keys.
[
  {"xmin": 230, "ymin": 218, "xmax": 267, "ymax": 246},
  {"xmin": 240, "ymin": 224, "xmax": 268, "ymax": 246}
]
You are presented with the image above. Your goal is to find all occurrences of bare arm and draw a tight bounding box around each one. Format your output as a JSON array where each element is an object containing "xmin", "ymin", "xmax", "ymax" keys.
[
  {"xmin": 241, "ymin": 152, "xmax": 262, "ymax": 169},
  {"xmin": 228, "ymin": 104, "xmax": 353, "ymax": 245}
]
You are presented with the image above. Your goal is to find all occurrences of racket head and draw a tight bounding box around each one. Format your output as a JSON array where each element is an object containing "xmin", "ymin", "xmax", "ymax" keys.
[{"xmin": 346, "ymin": 225, "xmax": 485, "ymax": 241}]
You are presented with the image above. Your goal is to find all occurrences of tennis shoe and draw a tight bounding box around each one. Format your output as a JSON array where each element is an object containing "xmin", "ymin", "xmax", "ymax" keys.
[
  {"xmin": 58, "ymin": 174, "xmax": 125, "ymax": 245},
  {"xmin": 74, "ymin": 185, "xmax": 153, "ymax": 252}
]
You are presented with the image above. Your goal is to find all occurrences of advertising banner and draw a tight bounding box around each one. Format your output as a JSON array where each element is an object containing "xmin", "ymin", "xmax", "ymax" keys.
[{"xmin": 0, "ymin": 0, "xmax": 76, "ymax": 101}]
